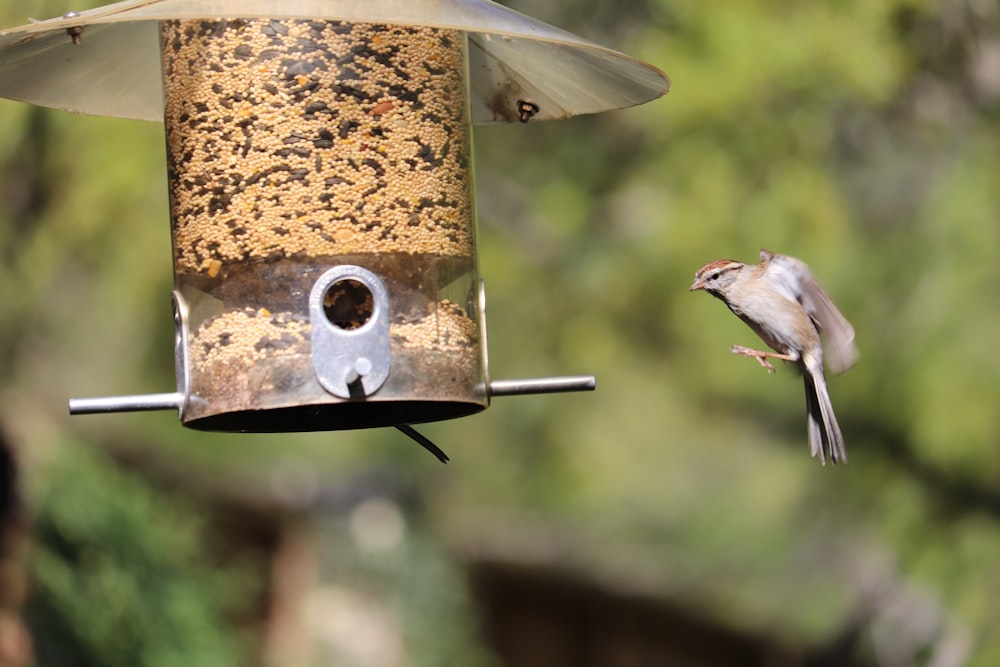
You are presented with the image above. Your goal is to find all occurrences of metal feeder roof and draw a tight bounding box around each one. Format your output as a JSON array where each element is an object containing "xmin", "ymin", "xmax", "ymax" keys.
[{"xmin": 0, "ymin": 0, "xmax": 669, "ymax": 123}]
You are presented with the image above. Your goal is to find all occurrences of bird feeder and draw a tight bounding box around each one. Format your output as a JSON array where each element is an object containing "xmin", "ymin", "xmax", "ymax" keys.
[{"xmin": 0, "ymin": 1, "xmax": 668, "ymax": 438}]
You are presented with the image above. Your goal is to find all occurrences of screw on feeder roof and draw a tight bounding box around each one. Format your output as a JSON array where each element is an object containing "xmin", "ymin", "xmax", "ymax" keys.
[
  {"xmin": 517, "ymin": 99, "xmax": 539, "ymax": 123},
  {"xmin": 62, "ymin": 11, "xmax": 84, "ymax": 44}
]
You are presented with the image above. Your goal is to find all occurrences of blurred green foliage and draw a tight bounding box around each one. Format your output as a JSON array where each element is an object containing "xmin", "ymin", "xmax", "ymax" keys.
[
  {"xmin": 0, "ymin": 0, "xmax": 999, "ymax": 664},
  {"xmin": 26, "ymin": 444, "xmax": 252, "ymax": 667}
]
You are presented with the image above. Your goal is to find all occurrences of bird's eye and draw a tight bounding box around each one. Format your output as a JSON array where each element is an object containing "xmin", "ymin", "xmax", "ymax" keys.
[{"xmin": 710, "ymin": 272, "xmax": 719, "ymax": 281}]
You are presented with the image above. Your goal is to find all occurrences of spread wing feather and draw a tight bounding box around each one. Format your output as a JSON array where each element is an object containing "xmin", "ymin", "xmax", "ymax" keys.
[{"xmin": 761, "ymin": 250, "xmax": 858, "ymax": 374}]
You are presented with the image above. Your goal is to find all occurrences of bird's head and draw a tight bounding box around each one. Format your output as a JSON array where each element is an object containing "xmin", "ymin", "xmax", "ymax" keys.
[{"xmin": 690, "ymin": 259, "xmax": 745, "ymax": 299}]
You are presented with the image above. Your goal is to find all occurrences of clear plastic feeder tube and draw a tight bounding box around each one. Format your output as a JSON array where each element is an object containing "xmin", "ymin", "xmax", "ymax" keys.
[{"xmin": 162, "ymin": 18, "xmax": 484, "ymax": 431}]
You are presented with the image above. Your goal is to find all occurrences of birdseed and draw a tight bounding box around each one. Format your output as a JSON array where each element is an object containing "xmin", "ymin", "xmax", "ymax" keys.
[
  {"xmin": 161, "ymin": 18, "xmax": 474, "ymax": 275},
  {"xmin": 392, "ymin": 299, "xmax": 478, "ymax": 352},
  {"xmin": 189, "ymin": 307, "xmax": 310, "ymax": 372}
]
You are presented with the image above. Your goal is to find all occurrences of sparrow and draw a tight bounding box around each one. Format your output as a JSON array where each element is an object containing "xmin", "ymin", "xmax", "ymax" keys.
[{"xmin": 690, "ymin": 249, "xmax": 858, "ymax": 464}]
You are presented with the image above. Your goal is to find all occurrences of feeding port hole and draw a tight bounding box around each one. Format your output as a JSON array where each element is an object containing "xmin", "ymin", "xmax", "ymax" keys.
[{"xmin": 323, "ymin": 279, "xmax": 374, "ymax": 330}]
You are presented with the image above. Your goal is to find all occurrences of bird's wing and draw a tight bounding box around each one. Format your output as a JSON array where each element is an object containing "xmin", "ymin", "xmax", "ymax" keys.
[{"xmin": 763, "ymin": 250, "xmax": 858, "ymax": 375}]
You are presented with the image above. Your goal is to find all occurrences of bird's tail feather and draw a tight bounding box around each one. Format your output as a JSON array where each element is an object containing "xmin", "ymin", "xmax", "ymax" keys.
[{"xmin": 804, "ymin": 371, "xmax": 846, "ymax": 465}]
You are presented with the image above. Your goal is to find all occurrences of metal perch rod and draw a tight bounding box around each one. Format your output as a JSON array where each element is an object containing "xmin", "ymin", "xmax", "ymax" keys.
[
  {"xmin": 487, "ymin": 376, "xmax": 596, "ymax": 396},
  {"xmin": 68, "ymin": 376, "xmax": 597, "ymax": 415},
  {"xmin": 69, "ymin": 392, "xmax": 184, "ymax": 414}
]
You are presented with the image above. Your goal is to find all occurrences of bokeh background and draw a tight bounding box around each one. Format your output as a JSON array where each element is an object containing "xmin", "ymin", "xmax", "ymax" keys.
[{"xmin": 1, "ymin": 0, "xmax": 999, "ymax": 665}]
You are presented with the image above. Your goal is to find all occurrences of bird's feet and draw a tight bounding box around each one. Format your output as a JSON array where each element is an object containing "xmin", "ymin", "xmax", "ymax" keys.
[{"xmin": 730, "ymin": 345, "xmax": 795, "ymax": 374}]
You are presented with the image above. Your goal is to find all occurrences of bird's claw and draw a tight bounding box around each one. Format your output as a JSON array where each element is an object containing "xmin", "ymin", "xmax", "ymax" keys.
[{"xmin": 731, "ymin": 345, "xmax": 775, "ymax": 374}]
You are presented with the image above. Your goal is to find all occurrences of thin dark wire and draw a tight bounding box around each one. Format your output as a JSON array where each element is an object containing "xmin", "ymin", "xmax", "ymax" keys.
[{"xmin": 395, "ymin": 425, "xmax": 449, "ymax": 464}]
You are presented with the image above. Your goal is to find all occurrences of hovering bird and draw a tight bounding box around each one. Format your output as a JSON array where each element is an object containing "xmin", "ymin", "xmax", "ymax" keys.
[{"xmin": 690, "ymin": 249, "xmax": 858, "ymax": 464}]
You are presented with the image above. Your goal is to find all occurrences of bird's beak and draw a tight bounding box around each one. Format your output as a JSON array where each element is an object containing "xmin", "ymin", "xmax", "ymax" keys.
[{"xmin": 689, "ymin": 278, "xmax": 705, "ymax": 291}]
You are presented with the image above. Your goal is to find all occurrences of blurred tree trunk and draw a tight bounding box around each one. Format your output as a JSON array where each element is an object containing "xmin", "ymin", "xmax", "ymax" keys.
[{"xmin": 0, "ymin": 433, "xmax": 32, "ymax": 667}]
